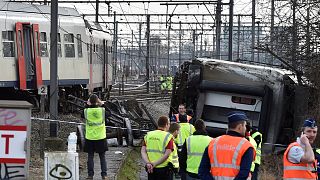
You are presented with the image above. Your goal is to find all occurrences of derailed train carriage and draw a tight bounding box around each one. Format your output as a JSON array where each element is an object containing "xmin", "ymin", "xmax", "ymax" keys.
[
  {"xmin": 170, "ymin": 58, "xmax": 313, "ymax": 152},
  {"xmin": 0, "ymin": 1, "xmax": 112, "ymax": 105}
]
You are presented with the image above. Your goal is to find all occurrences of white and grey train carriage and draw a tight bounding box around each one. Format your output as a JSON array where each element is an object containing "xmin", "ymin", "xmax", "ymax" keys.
[{"xmin": 0, "ymin": 1, "xmax": 112, "ymax": 101}]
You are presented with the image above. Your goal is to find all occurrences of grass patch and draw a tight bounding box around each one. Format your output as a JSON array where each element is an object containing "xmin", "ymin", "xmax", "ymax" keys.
[{"xmin": 117, "ymin": 147, "xmax": 142, "ymax": 180}]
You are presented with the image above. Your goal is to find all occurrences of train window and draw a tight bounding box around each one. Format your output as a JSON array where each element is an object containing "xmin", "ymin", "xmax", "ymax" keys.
[
  {"xmin": 40, "ymin": 32, "xmax": 48, "ymax": 57},
  {"xmin": 77, "ymin": 34, "xmax": 82, "ymax": 57},
  {"xmin": 231, "ymin": 96, "xmax": 256, "ymax": 105},
  {"xmin": 2, "ymin": 31, "xmax": 15, "ymax": 57},
  {"xmin": 64, "ymin": 34, "xmax": 75, "ymax": 58},
  {"xmin": 57, "ymin": 33, "xmax": 62, "ymax": 57}
]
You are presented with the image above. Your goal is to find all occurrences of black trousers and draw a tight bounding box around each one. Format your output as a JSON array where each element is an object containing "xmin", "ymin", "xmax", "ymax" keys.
[
  {"xmin": 148, "ymin": 166, "xmax": 173, "ymax": 180},
  {"xmin": 87, "ymin": 151, "xmax": 107, "ymax": 177},
  {"xmin": 251, "ymin": 164, "xmax": 260, "ymax": 180}
]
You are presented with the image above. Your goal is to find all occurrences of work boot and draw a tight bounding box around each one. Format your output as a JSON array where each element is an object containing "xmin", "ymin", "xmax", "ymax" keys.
[
  {"xmin": 86, "ymin": 176, "xmax": 93, "ymax": 180},
  {"xmin": 102, "ymin": 176, "xmax": 108, "ymax": 180}
]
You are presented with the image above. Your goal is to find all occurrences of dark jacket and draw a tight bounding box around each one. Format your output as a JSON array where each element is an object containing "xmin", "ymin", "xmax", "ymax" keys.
[{"xmin": 198, "ymin": 131, "xmax": 254, "ymax": 180}]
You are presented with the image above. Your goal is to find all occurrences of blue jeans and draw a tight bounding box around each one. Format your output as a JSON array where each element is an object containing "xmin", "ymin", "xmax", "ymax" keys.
[{"xmin": 87, "ymin": 152, "xmax": 107, "ymax": 177}]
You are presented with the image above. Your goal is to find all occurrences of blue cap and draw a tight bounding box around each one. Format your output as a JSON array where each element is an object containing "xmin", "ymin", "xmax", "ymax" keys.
[
  {"xmin": 303, "ymin": 118, "xmax": 317, "ymax": 128},
  {"xmin": 227, "ymin": 111, "xmax": 249, "ymax": 123}
]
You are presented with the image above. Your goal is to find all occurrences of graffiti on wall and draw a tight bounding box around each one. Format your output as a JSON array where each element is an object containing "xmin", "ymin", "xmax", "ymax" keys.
[
  {"xmin": 0, "ymin": 163, "xmax": 25, "ymax": 179},
  {"xmin": 0, "ymin": 109, "xmax": 24, "ymax": 126},
  {"xmin": 0, "ymin": 108, "xmax": 28, "ymax": 179}
]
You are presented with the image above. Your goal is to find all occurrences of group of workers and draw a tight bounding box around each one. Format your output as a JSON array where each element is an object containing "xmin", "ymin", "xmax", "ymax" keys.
[
  {"xmin": 82, "ymin": 94, "xmax": 320, "ymax": 180},
  {"xmin": 141, "ymin": 103, "xmax": 320, "ymax": 180},
  {"xmin": 141, "ymin": 104, "xmax": 262, "ymax": 180},
  {"xmin": 160, "ymin": 75, "xmax": 173, "ymax": 91}
]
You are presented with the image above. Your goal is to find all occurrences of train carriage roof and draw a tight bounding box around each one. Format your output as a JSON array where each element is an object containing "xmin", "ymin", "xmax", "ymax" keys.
[
  {"xmin": 196, "ymin": 58, "xmax": 307, "ymax": 85},
  {"xmin": 0, "ymin": 1, "xmax": 80, "ymax": 17}
]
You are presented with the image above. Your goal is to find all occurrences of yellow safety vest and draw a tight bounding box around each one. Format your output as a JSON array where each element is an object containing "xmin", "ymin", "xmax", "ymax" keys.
[
  {"xmin": 84, "ymin": 107, "xmax": 106, "ymax": 140},
  {"xmin": 145, "ymin": 130, "xmax": 173, "ymax": 168},
  {"xmin": 169, "ymin": 142, "xmax": 179, "ymax": 169},
  {"xmin": 175, "ymin": 123, "xmax": 195, "ymax": 147},
  {"xmin": 248, "ymin": 136, "xmax": 257, "ymax": 172},
  {"xmin": 186, "ymin": 135, "xmax": 212, "ymax": 174},
  {"xmin": 251, "ymin": 131, "xmax": 262, "ymax": 165}
]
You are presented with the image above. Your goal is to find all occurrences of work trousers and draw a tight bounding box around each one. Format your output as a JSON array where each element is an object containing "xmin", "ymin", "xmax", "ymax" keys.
[
  {"xmin": 87, "ymin": 151, "xmax": 107, "ymax": 177},
  {"xmin": 147, "ymin": 166, "xmax": 173, "ymax": 180},
  {"xmin": 186, "ymin": 173, "xmax": 201, "ymax": 180},
  {"xmin": 251, "ymin": 164, "xmax": 260, "ymax": 180}
]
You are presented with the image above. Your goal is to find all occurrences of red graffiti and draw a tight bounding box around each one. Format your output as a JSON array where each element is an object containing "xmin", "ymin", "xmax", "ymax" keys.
[{"xmin": 0, "ymin": 109, "xmax": 23, "ymax": 125}]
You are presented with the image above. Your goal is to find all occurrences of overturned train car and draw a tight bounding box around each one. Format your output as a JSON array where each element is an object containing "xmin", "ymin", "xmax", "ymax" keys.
[{"xmin": 170, "ymin": 58, "xmax": 312, "ymax": 151}]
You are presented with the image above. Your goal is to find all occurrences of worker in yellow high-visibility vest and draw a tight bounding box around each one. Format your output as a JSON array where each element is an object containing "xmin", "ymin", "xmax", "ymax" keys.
[
  {"xmin": 250, "ymin": 128, "xmax": 262, "ymax": 180},
  {"xmin": 174, "ymin": 114, "xmax": 195, "ymax": 151},
  {"xmin": 180, "ymin": 119, "xmax": 212, "ymax": 180},
  {"xmin": 245, "ymin": 121, "xmax": 257, "ymax": 178},
  {"xmin": 168, "ymin": 122, "xmax": 181, "ymax": 178},
  {"xmin": 141, "ymin": 116, "xmax": 174, "ymax": 180},
  {"xmin": 84, "ymin": 94, "xmax": 108, "ymax": 180}
]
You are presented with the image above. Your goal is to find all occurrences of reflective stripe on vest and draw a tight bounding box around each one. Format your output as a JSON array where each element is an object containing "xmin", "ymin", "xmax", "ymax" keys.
[
  {"xmin": 208, "ymin": 135, "xmax": 255, "ymax": 179},
  {"xmin": 174, "ymin": 114, "xmax": 192, "ymax": 123},
  {"xmin": 169, "ymin": 143, "xmax": 179, "ymax": 168},
  {"xmin": 248, "ymin": 136, "xmax": 257, "ymax": 172},
  {"xmin": 175, "ymin": 123, "xmax": 195, "ymax": 147},
  {"xmin": 251, "ymin": 132, "xmax": 262, "ymax": 165},
  {"xmin": 186, "ymin": 135, "xmax": 212, "ymax": 174},
  {"xmin": 84, "ymin": 108, "xmax": 106, "ymax": 140},
  {"xmin": 283, "ymin": 142, "xmax": 317, "ymax": 179},
  {"xmin": 145, "ymin": 130, "xmax": 173, "ymax": 168}
]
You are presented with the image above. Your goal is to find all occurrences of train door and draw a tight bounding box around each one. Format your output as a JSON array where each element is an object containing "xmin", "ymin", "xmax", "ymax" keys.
[{"xmin": 15, "ymin": 22, "xmax": 42, "ymax": 90}]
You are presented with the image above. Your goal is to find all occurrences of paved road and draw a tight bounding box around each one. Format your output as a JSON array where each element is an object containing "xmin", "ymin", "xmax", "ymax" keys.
[{"xmin": 80, "ymin": 146, "xmax": 130, "ymax": 180}]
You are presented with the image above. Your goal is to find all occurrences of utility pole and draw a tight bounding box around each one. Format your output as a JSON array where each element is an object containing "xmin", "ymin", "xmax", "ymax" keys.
[
  {"xmin": 228, "ymin": 0, "xmax": 234, "ymax": 61},
  {"xmin": 306, "ymin": 4, "xmax": 310, "ymax": 58},
  {"xmin": 200, "ymin": 16, "xmax": 204, "ymax": 57},
  {"xmin": 204, "ymin": 40, "xmax": 207, "ymax": 57},
  {"xmin": 192, "ymin": 29, "xmax": 196, "ymax": 59},
  {"xmin": 212, "ymin": 26, "xmax": 215, "ymax": 58},
  {"xmin": 167, "ymin": 23, "xmax": 171, "ymax": 76},
  {"xmin": 95, "ymin": 0, "xmax": 99, "ymax": 23},
  {"xmin": 179, "ymin": 21, "xmax": 182, "ymax": 66},
  {"xmin": 215, "ymin": 0, "xmax": 222, "ymax": 59},
  {"xmin": 49, "ymin": 0, "xmax": 58, "ymax": 137},
  {"xmin": 126, "ymin": 41, "xmax": 129, "ymax": 81},
  {"xmin": 270, "ymin": 0, "xmax": 275, "ymax": 65},
  {"xmin": 237, "ymin": 15, "xmax": 240, "ymax": 61},
  {"xmin": 251, "ymin": 0, "xmax": 255, "ymax": 62},
  {"xmin": 292, "ymin": 0, "xmax": 297, "ymax": 69},
  {"xmin": 119, "ymin": 39, "xmax": 122, "ymax": 75},
  {"xmin": 146, "ymin": 15, "xmax": 150, "ymax": 93},
  {"xmin": 113, "ymin": 11, "xmax": 118, "ymax": 82},
  {"xmin": 138, "ymin": 23, "xmax": 142, "ymax": 74},
  {"xmin": 257, "ymin": 21, "xmax": 260, "ymax": 63},
  {"xmin": 131, "ymin": 30, "xmax": 133, "ymax": 76}
]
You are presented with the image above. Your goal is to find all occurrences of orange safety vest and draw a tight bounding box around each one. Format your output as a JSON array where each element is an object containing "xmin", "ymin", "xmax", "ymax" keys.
[
  {"xmin": 208, "ymin": 135, "xmax": 255, "ymax": 179},
  {"xmin": 283, "ymin": 142, "xmax": 317, "ymax": 179},
  {"xmin": 174, "ymin": 114, "xmax": 192, "ymax": 123}
]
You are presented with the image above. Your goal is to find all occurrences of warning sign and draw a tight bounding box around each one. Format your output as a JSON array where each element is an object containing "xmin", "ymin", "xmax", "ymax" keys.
[{"xmin": 0, "ymin": 125, "xmax": 27, "ymax": 164}]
